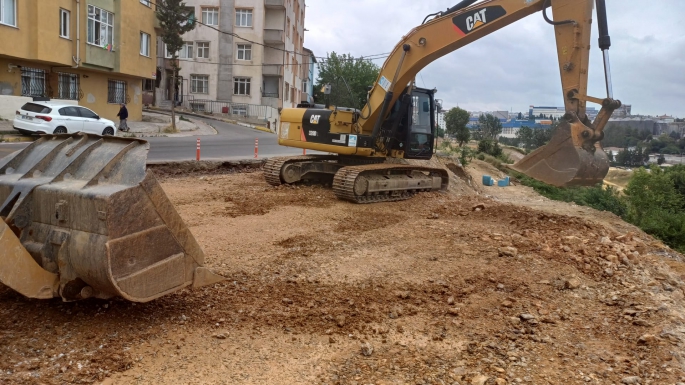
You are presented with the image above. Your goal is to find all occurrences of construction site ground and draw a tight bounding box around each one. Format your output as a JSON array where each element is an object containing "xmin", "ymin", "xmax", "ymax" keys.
[{"xmin": 2, "ymin": 158, "xmax": 685, "ymax": 385}]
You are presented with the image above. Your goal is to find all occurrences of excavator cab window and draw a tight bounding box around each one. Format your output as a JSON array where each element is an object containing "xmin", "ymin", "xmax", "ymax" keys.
[{"xmin": 404, "ymin": 89, "xmax": 435, "ymax": 159}]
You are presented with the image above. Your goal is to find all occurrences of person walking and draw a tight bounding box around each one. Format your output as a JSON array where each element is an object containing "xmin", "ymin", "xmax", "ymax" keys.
[{"xmin": 117, "ymin": 103, "xmax": 129, "ymax": 132}]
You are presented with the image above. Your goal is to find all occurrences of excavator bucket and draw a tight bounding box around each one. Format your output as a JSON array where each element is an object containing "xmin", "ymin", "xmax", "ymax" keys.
[
  {"xmin": 509, "ymin": 118, "xmax": 609, "ymax": 187},
  {"xmin": 0, "ymin": 133, "xmax": 223, "ymax": 302}
]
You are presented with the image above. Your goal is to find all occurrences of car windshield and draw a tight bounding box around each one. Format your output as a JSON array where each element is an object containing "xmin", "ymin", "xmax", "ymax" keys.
[{"xmin": 21, "ymin": 103, "xmax": 51, "ymax": 114}]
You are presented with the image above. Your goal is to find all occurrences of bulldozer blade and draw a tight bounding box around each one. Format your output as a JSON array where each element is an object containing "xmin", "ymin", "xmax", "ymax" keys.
[
  {"xmin": 0, "ymin": 133, "xmax": 224, "ymax": 302},
  {"xmin": 0, "ymin": 219, "xmax": 59, "ymax": 299},
  {"xmin": 509, "ymin": 119, "xmax": 609, "ymax": 187}
]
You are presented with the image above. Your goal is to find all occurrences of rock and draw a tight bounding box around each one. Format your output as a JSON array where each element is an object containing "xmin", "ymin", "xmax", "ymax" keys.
[
  {"xmin": 472, "ymin": 203, "xmax": 486, "ymax": 212},
  {"xmin": 621, "ymin": 376, "xmax": 641, "ymax": 384},
  {"xmin": 329, "ymin": 336, "xmax": 336, "ymax": 344},
  {"xmin": 604, "ymin": 268, "xmax": 614, "ymax": 277},
  {"xmin": 600, "ymin": 236, "xmax": 612, "ymax": 245},
  {"xmin": 562, "ymin": 245, "xmax": 571, "ymax": 252},
  {"xmin": 447, "ymin": 308, "xmax": 460, "ymax": 316},
  {"xmin": 637, "ymin": 334, "xmax": 657, "ymax": 345},
  {"xmin": 471, "ymin": 374, "xmax": 490, "ymax": 385},
  {"xmin": 519, "ymin": 314, "xmax": 536, "ymax": 321},
  {"xmin": 336, "ymin": 315, "xmax": 346, "ymax": 328},
  {"xmin": 213, "ymin": 333, "xmax": 227, "ymax": 340},
  {"xmin": 565, "ymin": 277, "xmax": 582, "ymax": 290},
  {"xmin": 495, "ymin": 379, "xmax": 507, "ymax": 385},
  {"xmin": 501, "ymin": 300, "xmax": 514, "ymax": 308},
  {"xmin": 282, "ymin": 298, "xmax": 293, "ymax": 305},
  {"xmin": 360, "ymin": 342, "xmax": 374, "ymax": 356},
  {"xmin": 605, "ymin": 255, "xmax": 619, "ymax": 264},
  {"xmin": 447, "ymin": 296, "xmax": 455, "ymax": 305},
  {"xmin": 498, "ymin": 247, "xmax": 518, "ymax": 258}
]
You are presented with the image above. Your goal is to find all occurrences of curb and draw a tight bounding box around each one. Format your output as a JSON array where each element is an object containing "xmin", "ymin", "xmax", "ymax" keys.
[
  {"xmin": 0, "ymin": 135, "xmax": 36, "ymax": 143},
  {"xmin": 144, "ymin": 107, "xmax": 277, "ymax": 135}
]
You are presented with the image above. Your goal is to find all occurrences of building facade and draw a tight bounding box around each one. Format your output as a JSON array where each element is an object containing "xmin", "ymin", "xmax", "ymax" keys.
[
  {"xmin": 0, "ymin": 0, "xmax": 158, "ymax": 121},
  {"xmin": 161, "ymin": 0, "xmax": 306, "ymax": 112},
  {"xmin": 302, "ymin": 47, "xmax": 316, "ymax": 104}
]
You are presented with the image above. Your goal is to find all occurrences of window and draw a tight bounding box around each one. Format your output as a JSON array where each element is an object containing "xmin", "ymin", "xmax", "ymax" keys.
[
  {"xmin": 180, "ymin": 42, "xmax": 193, "ymax": 59},
  {"xmin": 142, "ymin": 79, "xmax": 154, "ymax": 92},
  {"xmin": 232, "ymin": 105, "xmax": 247, "ymax": 116},
  {"xmin": 140, "ymin": 0, "xmax": 150, "ymax": 6},
  {"xmin": 21, "ymin": 103, "xmax": 51, "ymax": 114},
  {"xmin": 21, "ymin": 68, "xmax": 47, "ymax": 97},
  {"xmin": 140, "ymin": 32, "xmax": 151, "ymax": 57},
  {"xmin": 284, "ymin": 82, "xmax": 290, "ymax": 101},
  {"xmin": 107, "ymin": 79, "xmax": 126, "ymax": 104},
  {"xmin": 191, "ymin": 75, "xmax": 209, "ymax": 94},
  {"xmin": 77, "ymin": 107, "xmax": 98, "ymax": 119},
  {"xmin": 201, "ymin": 7, "xmax": 218, "ymax": 26},
  {"xmin": 197, "ymin": 42, "xmax": 209, "ymax": 59},
  {"xmin": 190, "ymin": 102, "xmax": 206, "ymax": 112},
  {"xmin": 87, "ymin": 5, "xmax": 114, "ymax": 47},
  {"xmin": 60, "ymin": 9, "xmax": 70, "ymax": 38},
  {"xmin": 57, "ymin": 73, "xmax": 79, "ymax": 100},
  {"xmin": 237, "ymin": 44, "xmax": 251, "ymax": 61},
  {"xmin": 164, "ymin": 44, "xmax": 175, "ymax": 59},
  {"xmin": 58, "ymin": 107, "xmax": 80, "ymax": 117},
  {"xmin": 233, "ymin": 77, "xmax": 251, "ymax": 96},
  {"xmin": 235, "ymin": 9, "xmax": 252, "ymax": 27},
  {"xmin": 0, "ymin": 0, "xmax": 16, "ymax": 26}
]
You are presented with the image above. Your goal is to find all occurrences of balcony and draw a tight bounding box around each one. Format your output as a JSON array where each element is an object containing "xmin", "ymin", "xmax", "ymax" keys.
[
  {"xmin": 264, "ymin": 29, "xmax": 285, "ymax": 45},
  {"xmin": 262, "ymin": 65, "xmax": 283, "ymax": 77},
  {"xmin": 265, "ymin": 0, "xmax": 285, "ymax": 9}
]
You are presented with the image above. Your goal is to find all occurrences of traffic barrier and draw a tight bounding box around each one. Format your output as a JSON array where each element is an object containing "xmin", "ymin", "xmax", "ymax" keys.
[
  {"xmin": 196, "ymin": 138, "xmax": 201, "ymax": 161},
  {"xmin": 254, "ymin": 138, "xmax": 259, "ymax": 158}
]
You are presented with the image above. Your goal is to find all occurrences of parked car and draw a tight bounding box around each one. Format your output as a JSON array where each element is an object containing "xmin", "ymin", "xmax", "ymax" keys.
[{"xmin": 13, "ymin": 102, "xmax": 117, "ymax": 136}]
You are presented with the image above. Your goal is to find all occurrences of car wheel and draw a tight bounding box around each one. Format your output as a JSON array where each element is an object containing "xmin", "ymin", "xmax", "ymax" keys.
[
  {"xmin": 53, "ymin": 127, "xmax": 68, "ymax": 134},
  {"xmin": 102, "ymin": 127, "xmax": 115, "ymax": 136}
]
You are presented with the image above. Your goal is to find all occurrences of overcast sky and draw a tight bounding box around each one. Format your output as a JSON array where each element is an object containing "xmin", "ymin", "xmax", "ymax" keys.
[{"xmin": 302, "ymin": 0, "xmax": 685, "ymax": 117}]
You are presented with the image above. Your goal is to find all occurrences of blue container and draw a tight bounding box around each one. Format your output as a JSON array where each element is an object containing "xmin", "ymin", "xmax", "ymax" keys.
[
  {"xmin": 497, "ymin": 177, "xmax": 510, "ymax": 187},
  {"xmin": 482, "ymin": 175, "xmax": 494, "ymax": 186}
]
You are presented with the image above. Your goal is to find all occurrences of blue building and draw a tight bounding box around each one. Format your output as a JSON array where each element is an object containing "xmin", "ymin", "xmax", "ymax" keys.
[{"xmin": 303, "ymin": 48, "xmax": 317, "ymax": 104}]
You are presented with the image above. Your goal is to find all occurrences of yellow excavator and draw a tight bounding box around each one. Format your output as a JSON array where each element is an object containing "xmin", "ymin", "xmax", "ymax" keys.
[{"xmin": 265, "ymin": 0, "xmax": 621, "ymax": 201}]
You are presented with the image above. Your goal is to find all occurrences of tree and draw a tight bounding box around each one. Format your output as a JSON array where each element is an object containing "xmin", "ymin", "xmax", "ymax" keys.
[
  {"xmin": 444, "ymin": 107, "xmax": 471, "ymax": 146},
  {"xmin": 157, "ymin": 0, "xmax": 195, "ymax": 131},
  {"xmin": 658, "ymin": 153, "xmax": 666, "ymax": 165},
  {"xmin": 476, "ymin": 114, "xmax": 503, "ymax": 140},
  {"xmin": 314, "ymin": 52, "xmax": 380, "ymax": 109},
  {"xmin": 516, "ymin": 126, "xmax": 534, "ymax": 150},
  {"xmin": 670, "ymin": 131, "xmax": 682, "ymax": 140},
  {"xmin": 517, "ymin": 112, "xmax": 523, "ymax": 120}
]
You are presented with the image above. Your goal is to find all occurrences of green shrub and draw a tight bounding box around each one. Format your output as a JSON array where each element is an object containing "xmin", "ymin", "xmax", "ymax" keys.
[{"xmin": 477, "ymin": 153, "xmax": 485, "ymax": 161}]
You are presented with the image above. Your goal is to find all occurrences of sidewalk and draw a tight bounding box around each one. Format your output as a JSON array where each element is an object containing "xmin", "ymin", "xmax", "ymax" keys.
[
  {"xmin": 145, "ymin": 107, "xmax": 274, "ymax": 134},
  {"xmin": 0, "ymin": 120, "xmax": 33, "ymax": 142},
  {"xmin": 120, "ymin": 111, "xmax": 217, "ymax": 138}
]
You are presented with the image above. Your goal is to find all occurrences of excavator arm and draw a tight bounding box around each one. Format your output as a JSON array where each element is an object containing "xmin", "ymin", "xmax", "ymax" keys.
[{"xmin": 357, "ymin": 0, "xmax": 620, "ymax": 186}]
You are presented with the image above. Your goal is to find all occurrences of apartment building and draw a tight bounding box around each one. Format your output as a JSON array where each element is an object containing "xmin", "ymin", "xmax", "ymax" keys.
[
  {"xmin": 159, "ymin": 0, "xmax": 306, "ymax": 112},
  {"xmin": 302, "ymin": 47, "xmax": 316, "ymax": 104},
  {"xmin": 0, "ymin": 0, "xmax": 158, "ymax": 121}
]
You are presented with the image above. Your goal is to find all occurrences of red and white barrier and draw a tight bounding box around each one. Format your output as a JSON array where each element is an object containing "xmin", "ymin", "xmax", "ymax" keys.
[
  {"xmin": 254, "ymin": 138, "xmax": 259, "ymax": 158},
  {"xmin": 196, "ymin": 138, "xmax": 201, "ymax": 161}
]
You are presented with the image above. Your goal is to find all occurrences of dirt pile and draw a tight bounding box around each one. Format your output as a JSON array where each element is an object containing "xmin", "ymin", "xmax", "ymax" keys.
[{"xmin": 0, "ymin": 165, "xmax": 684, "ymax": 385}]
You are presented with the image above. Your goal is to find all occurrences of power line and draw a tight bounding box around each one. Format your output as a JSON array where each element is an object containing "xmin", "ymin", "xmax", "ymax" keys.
[
  {"xmin": 162, "ymin": 55, "xmax": 390, "ymax": 67},
  {"xmin": 150, "ymin": 0, "xmax": 391, "ymax": 62}
]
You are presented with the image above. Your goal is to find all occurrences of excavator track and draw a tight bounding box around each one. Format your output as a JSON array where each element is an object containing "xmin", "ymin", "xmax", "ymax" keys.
[
  {"xmin": 263, "ymin": 155, "xmax": 338, "ymax": 186},
  {"xmin": 333, "ymin": 164, "xmax": 449, "ymax": 204}
]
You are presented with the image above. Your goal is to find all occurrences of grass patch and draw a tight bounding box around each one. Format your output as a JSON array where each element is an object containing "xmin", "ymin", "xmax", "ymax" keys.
[{"xmin": 162, "ymin": 124, "xmax": 180, "ymax": 134}]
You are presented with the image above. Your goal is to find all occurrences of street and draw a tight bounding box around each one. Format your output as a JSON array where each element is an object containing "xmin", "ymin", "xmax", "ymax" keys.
[{"xmin": 0, "ymin": 116, "xmax": 307, "ymax": 163}]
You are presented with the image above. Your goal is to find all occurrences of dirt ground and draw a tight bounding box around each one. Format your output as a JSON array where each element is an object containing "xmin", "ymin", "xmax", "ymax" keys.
[{"xmin": 2, "ymin": 158, "xmax": 685, "ymax": 385}]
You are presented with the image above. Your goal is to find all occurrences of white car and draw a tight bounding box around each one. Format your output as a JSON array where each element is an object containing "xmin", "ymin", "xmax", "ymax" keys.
[{"xmin": 13, "ymin": 102, "xmax": 117, "ymax": 136}]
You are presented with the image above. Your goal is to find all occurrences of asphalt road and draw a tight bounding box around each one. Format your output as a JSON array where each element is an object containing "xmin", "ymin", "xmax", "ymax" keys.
[{"xmin": 0, "ymin": 116, "xmax": 308, "ymax": 163}]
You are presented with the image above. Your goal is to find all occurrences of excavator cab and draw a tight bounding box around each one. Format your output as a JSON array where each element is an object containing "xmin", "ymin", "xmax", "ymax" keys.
[{"xmin": 383, "ymin": 87, "xmax": 436, "ymax": 160}]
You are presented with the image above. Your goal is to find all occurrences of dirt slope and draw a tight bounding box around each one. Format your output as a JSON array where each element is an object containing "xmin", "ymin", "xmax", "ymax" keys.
[{"xmin": 1, "ymin": 163, "xmax": 685, "ymax": 385}]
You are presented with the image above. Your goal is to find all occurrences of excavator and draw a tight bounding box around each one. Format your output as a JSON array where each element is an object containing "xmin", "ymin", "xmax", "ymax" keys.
[
  {"xmin": 0, "ymin": 0, "xmax": 620, "ymax": 303},
  {"xmin": 265, "ymin": 0, "xmax": 621, "ymax": 202}
]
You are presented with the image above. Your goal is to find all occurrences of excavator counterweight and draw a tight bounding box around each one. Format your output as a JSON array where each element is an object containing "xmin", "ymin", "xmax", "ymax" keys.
[{"xmin": 0, "ymin": 133, "xmax": 223, "ymax": 302}]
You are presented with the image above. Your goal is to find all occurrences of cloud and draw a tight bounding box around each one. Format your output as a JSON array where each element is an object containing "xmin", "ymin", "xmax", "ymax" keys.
[{"xmin": 303, "ymin": 0, "xmax": 685, "ymax": 117}]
